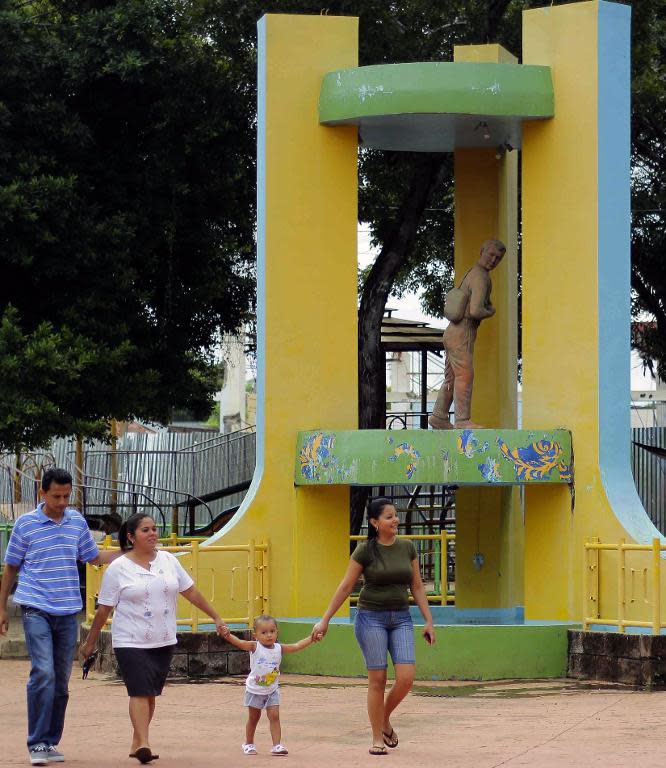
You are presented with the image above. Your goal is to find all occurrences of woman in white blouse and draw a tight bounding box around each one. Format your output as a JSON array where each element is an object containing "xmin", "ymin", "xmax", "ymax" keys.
[{"xmin": 79, "ymin": 513, "xmax": 224, "ymax": 764}]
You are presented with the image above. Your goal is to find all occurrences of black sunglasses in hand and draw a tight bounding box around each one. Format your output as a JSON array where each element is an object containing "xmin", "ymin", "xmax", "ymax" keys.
[{"xmin": 82, "ymin": 651, "xmax": 98, "ymax": 679}]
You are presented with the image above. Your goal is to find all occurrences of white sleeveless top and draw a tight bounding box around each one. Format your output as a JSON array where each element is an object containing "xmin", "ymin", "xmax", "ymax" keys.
[{"xmin": 246, "ymin": 642, "xmax": 282, "ymax": 695}]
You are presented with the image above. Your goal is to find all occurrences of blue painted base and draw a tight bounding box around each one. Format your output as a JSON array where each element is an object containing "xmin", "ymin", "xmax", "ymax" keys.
[
  {"xmin": 190, "ymin": 606, "xmax": 578, "ymax": 632},
  {"xmin": 350, "ymin": 605, "xmax": 526, "ymax": 626}
]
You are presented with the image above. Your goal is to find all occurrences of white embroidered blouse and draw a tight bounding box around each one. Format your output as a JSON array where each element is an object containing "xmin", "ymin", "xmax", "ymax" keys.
[{"xmin": 98, "ymin": 550, "xmax": 194, "ymax": 649}]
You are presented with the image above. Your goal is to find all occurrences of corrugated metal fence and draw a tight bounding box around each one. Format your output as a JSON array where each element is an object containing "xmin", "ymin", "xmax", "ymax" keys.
[
  {"xmin": 632, "ymin": 427, "xmax": 666, "ymax": 534},
  {"xmin": 0, "ymin": 428, "xmax": 256, "ymax": 530}
]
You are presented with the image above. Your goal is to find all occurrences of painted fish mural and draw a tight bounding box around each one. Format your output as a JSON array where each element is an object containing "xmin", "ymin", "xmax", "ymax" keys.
[
  {"xmin": 299, "ymin": 432, "xmax": 355, "ymax": 483},
  {"xmin": 557, "ymin": 461, "xmax": 572, "ymax": 483},
  {"xmin": 457, "ymin": 430, "xmax": 489, "ymax": 459},
  {"xmin": 296, "ymin": 430, "xmax": 570, "ymax": 486},
  {"xmin": 388, "ymin": 441, "xmax": 421, "ymax": 480},
  {"xmin": 497, "ymin": 437, "xmax": 563, "ymax": 481},
  {"xmin": 478, "ymin": 456, "xmax": 501, "ymax": 482},
  {"xmin": 299, "ymin": 432, "xmax": 335, "ymax": 480}
]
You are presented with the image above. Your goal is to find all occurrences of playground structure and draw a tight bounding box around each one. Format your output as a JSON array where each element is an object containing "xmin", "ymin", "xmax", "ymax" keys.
[{"xmin": 85, "ymin": 1, "xmax": 666, "ymax": 677}]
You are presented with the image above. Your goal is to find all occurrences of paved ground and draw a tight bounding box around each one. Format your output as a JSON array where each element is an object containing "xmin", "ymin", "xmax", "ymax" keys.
[{"xmin": 3, "ymin": 660, "xmax": 666, "ymax": 767}]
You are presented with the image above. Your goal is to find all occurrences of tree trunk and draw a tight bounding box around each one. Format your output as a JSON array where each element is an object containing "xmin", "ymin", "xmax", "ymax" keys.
[{"xmin": 485, "ymin": 0, "xmax": 513, "ymax": 42}]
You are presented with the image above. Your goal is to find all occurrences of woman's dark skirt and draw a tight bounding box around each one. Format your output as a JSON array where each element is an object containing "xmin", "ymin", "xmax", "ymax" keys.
[{"xmin": 114, "ymin": 645, "xmax": 175, "ymax": 697}]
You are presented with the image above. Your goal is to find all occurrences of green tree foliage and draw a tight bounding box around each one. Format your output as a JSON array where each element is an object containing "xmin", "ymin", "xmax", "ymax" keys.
[
  {"xmin": 0, "ymin": 306, "xmax": 106, "ymax": 448},
  {"xmin": 0, "ymin": 0, "xmax": 255, "ymax": 451}
]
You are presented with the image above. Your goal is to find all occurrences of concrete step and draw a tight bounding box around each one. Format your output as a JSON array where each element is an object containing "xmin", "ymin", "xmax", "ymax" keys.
[{"xmin": 0, "ymin": 637, "xmax": 28, "ymax": 659}]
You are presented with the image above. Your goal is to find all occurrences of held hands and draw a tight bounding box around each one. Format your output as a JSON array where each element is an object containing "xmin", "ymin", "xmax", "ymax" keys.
[
  {"xmin": 217, "ymin": 623, "xmax": 231, "ymax": 639},
  {"xmin": 422, "ymin": 624, "xmax": 436, "ymax": 646},
  {"xmin": 310, "ymin": 620, "xmax": 327, "ymax": 642}
]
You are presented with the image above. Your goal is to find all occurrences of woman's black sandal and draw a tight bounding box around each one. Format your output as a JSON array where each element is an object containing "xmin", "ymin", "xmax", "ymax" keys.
[{"xmin": 382, "ymin": 729, "xmax": 399, "ymax": 748}]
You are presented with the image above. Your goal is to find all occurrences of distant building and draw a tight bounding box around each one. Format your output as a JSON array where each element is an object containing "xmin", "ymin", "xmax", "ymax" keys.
[{"xmin": 217, "ymin": 335, "xmax": 247, "ymax": 433}]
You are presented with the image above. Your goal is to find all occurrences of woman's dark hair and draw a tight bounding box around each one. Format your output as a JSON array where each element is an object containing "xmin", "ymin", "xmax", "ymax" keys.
[
  {"xmin": 366, "ymin": 497, "xmax": 392, "ymax": 541},
  {"xmin": 118, "ymin": 513, "xmax": 153, "ymax": 551},
  {"xmin": 365, "ymin": 497, "xmax": 393, "ymax": 563}
]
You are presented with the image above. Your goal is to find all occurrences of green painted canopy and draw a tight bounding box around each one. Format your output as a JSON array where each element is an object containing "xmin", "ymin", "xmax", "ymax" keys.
[
  {"xmin": 296, "ymin": 429, "xmax": 572, "ymax": 487},
  {"xmin": 319, "ymin": 62, "xmax": 554, "ymax": 152}
]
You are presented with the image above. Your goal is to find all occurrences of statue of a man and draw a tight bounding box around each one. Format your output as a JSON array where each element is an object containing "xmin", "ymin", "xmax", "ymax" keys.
[{"xmin": 428, "ymin": 239, "xmax": 506, "ymax": 430}]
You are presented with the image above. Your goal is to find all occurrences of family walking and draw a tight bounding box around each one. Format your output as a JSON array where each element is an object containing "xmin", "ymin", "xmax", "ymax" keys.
[{"xmin": 1, "ymin": 470, "xmax": 435, "ymax": 762}]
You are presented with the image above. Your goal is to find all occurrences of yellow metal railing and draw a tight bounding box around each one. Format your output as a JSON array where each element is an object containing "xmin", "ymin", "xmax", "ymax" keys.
[
  {"xmin": 584, "ymin": 537, "xmax": 662, "ymax": 634},
  {"xmin": 350, "ymin": 532, "xmax": 455, "ymax": 605},
  {"xmin": 86, "ymin": 536, "xmax": 269, "ymax": 629}
]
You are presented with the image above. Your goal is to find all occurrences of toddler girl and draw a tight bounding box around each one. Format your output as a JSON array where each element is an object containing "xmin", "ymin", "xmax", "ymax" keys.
[{"xmin": 222, "ymin": 614, "xmax": 315, "ymax": 755}]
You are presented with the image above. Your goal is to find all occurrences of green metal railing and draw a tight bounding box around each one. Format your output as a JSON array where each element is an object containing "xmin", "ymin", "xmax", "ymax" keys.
[{"xmin": 0, "ymin": 523, "xmax": 13, "ymax": 568}]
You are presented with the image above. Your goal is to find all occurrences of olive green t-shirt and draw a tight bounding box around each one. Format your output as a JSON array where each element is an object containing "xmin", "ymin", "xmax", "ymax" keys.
[{"xmin": 351, "ymin": 538, "xmax": 418, "ymax": 611}]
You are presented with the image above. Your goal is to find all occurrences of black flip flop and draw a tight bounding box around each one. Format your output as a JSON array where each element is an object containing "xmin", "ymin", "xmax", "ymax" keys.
[
  {"xmin": 134, "ymin": 747, "xmax": 155, "ymax": 764},
  {"xmin": 382, "ymin": 729, "xmax": 399, "ymax": 748},
  {"xmin": 129, "ymin": 754, "xmax": 159, "ymax": 760},
  {"xmin": 369, "ymin": 746, "xmax": 388, "ymax": 756}
]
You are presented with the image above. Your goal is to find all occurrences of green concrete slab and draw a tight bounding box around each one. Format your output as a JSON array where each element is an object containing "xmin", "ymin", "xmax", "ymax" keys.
[
  {"xmin": 319, "ymin": 62, "xmax": 553, "ymax": 151},
  {"xmin": 295, "ymin": 429, "xmax": 572, "ymax": 486},
  {"xmin": 278, "ymin": 620, "xmax": 577, "ymax": 680}
]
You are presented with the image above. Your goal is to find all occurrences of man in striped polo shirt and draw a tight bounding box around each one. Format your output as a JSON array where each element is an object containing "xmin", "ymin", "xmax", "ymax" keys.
[{"xmin": 0, "ymin": 468, "xmax": 120, "ymax": 765}]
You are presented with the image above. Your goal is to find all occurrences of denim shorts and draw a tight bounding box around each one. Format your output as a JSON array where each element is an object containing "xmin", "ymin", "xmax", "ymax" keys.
[
  {"xmin": 354, "ymin": 609, "xmax": 415, "ymax": 670},
  {"xmin": 244, "ymin": 689, "xmax": 280, "ymax": 709}
]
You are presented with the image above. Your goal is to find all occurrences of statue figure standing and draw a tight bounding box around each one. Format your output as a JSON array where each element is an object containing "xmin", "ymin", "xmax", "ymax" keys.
[{"xmin": 428, "ymin": 239, "xmax": 506, "ymax": 430}]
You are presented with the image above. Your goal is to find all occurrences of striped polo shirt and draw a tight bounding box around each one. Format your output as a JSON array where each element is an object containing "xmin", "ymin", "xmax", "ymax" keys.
[{"xmin": 3, "ymin": 504, "xmax": 99, "ymax": 615}]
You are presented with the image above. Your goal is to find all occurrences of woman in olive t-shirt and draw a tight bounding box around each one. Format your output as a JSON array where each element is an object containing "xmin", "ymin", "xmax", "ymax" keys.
[{"xmin": 312, "ymin": 498, "xmax": 435, "ymax": 756}]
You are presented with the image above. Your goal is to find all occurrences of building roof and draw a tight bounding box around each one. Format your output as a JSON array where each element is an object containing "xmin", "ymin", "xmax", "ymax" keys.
[{"xmin": 381, "ymin": 313, "xmax": 444, "ymax": 353}]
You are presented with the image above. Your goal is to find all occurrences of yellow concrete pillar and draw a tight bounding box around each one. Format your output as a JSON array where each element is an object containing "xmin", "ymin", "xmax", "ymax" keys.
[
  {"xmin": 203, "ymin": 15, "xmax": 359, "ymax": 617},
  {"xmin": 522, "ymin": 1, "xmax": 653, "ymax": 620},
  {"xmin": 452, "ymin": 45, "xmax": 521, "ymax": 610}
]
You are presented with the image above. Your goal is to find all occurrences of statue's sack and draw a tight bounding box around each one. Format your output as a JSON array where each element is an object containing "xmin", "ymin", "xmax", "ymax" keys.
[
  {"xmin": 443, "ymin": 268, "xmax": 473, "ymax": 322},
  {"xmin": 443, "ymin": 286, "xmax": 469, "ymax": 322},
  {"xmin": 443, "ymin": 265, "xmax": 474, "ymax": 322}
]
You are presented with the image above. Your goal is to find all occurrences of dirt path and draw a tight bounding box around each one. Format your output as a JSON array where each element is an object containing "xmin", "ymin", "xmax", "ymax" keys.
[{"xmin": 2, "ymin": 661, "xmax": 666, "ymax": 767}]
